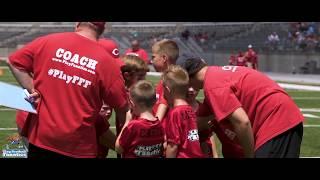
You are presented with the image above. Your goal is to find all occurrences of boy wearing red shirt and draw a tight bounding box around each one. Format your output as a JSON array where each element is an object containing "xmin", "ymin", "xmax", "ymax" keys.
[
  {"xmin": 151, "ymin": 39, "xmax": 179, "ymax": 121},
  {"xmin": 162, "ymin": 65, "xmax": 205, "ymax": 158},
  {"xmin": 115, "ymin": 80, "xmax": 165, "ymax": 158},
  {"xmin": 187, "ymin": 87, "xmax": 219, "ymax": 158}
]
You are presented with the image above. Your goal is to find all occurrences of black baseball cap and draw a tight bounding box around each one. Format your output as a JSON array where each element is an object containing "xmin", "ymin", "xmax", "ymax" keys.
[{"xmin": 176, "ymin": 53, "xmax": 207, "ymax": 77}]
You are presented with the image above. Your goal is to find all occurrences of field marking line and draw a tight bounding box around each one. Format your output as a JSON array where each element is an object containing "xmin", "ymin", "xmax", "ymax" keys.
[
  {"xmin": 301, "ymin": 108, "xmax": 320, "ymax": 113},
  {"xmin": 0, "ymin": 66, "xmax": 9, "ymax": 70},
  {"xmin": 1, "ymin": 125, "xmax": 320, "ymax": 131},
  {"xmin": 303, "ymin": 114, "xmax": 320, "ymax": 119}
]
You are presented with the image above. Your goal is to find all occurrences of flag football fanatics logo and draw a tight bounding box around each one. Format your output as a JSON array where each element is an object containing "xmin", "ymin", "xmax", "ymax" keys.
[{"xmin": 187, "ymin": 129, "xmax": 199, "ymax": 141}]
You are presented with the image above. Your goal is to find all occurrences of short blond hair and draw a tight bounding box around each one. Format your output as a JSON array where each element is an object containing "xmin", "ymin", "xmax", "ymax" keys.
[
  {"xmin": 130, "ymin": 80, "xmax": 156, "ymax": 108},
  {"xmin": 152, "ymin": 39, "xmax": 179, "ymax": 63},
  {"xmin": 162, "ymin": 65, "xmax": 189, "ymax": 97},
  {"xmin": 120, "ymin": 55, "xmax": 149, "ymax": 74}
]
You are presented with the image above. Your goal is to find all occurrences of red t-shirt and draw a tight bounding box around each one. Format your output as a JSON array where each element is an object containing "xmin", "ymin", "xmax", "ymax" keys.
[
  {"xmin": 152, "ymin": 80, "xmax": 168, "ymax": 117},
  {"xmin": 9, "ymin": 32, "xmax": 128, "ymax": 158},
  {"xmin": 201, "ymin": 66, "xmax": 304, "ymax": 150},
  {"xmin": 16, "ymin": 110, "xmax": 29, "ymax": 131},
  {"xmin": 197, "ymin": 102, "xmax": 244, "ymax": 158},
  {"xmin": 228, "ymin": 55, "xmax": 236, "ymax": 66},
  {"xmin": 210, "ymin": 120, "xmax": 244, "ymax": 158},
  {"xmin": 245, "ymin": 49, "xmax": 258, "ymax": 69},
  {"xmin": 165, "ymin": 105, "xmax": 205, "ymax": 158},
  {"xmin": 119, "ymin": 118, "xmax": 165, "ymax": 158},
  {"xmin": 96, "ymin": 115, "xmax": 111, "ymax": 158},
  {"xmin": 236, "ymin": 55, "xmax": 247, "ymax": 66},
  {"xmin": 124, "ymin": 48, "xmax": 149, "ymax": 64}
]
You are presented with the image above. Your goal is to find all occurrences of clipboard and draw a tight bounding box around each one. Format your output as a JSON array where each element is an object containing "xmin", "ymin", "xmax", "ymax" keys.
[{"xmin": 0, "ymin": 81, "xmax": 37, "ymax": 114}]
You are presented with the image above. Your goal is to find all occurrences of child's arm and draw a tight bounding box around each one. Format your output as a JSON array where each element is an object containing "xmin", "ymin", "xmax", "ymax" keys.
[
  {"xmin": 227, "ymin": 107, "xmax": 254, "ymax": 158},
  {"xmin": 166, "ymin": 142, "xmax": 178, "ymax": 158},
  {"xmin": 156, "ymin": 104, "xmax": 168, "ymax": 121},
  {"xmin": 210, "ymin": 133, "xmax": 219, "ymax": 158},
  {"xmin": 115, "ymin": 120, "xmax": 131, "ymax": 154},
  {"xmin": 125, "ymin": 110, "xmax": 132, "ymax": 124}
]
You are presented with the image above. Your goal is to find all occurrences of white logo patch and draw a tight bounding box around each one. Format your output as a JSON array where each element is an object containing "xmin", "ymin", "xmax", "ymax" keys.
[{"xmin": 187, "ymin": 129, "xmax": 199, "ymax": 141}]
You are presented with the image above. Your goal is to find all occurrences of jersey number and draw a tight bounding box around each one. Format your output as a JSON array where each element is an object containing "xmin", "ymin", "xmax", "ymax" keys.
[{"xmin": 222, "ymin": 66, "xmax": 238, "ymax": 72}]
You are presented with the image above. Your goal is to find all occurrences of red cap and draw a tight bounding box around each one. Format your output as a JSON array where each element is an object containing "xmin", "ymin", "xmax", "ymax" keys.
[
  {"xmin": 98, "ymin": 38, "xmax": 120, "ymax": 58},
  {"xmin": 89, "ymin": 22, "xmax": 106, "ymax": 30},
  {"xmin": 98, "ymin": 38, "xmax": 124, "ymax": 67}
]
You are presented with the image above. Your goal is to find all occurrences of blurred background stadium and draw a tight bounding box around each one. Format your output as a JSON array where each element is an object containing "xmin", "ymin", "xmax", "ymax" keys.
[{"xmin": 0, "ymin": 22, "xmax": 319, "ymax": 158}]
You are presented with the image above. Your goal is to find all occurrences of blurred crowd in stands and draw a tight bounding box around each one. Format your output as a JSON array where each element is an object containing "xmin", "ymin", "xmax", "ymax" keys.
[
  {"xmin": 286, "ymin": 22, "xmax": 320, "ymax": 52},
  {"xmin": 267, "ymin": 22, "xmax": 320, "ymax": 52}
]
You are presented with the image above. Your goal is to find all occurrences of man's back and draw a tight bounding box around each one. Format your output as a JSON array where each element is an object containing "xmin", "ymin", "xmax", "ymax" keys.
[
  {"xmin": 9, "ymin": 32, "xmax": 128, "ymax": 157},
  {"xmin": 203, "ymin": 66, "xmax": 304, "ymax": 150}
]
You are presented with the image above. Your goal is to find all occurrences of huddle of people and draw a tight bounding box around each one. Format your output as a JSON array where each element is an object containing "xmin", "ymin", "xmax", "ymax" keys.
[
  {"xmin": 229, "ymin": 45, "xmax": 258, "ymax": 70},
  {"xmin": 8, "ymin": 22, "xmax": 304, "ymax": 158}
]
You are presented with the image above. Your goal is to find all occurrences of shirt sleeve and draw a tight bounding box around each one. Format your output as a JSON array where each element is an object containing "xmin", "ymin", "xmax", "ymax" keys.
[
  {"xmin": 158, "ymin": 92, "xmax": 168, "ymax": 106},
  {"xmin": 206, "ymin": 87, "xmax": 242, "ymax": 122},
  {"xmin": 156, "ymin": 81, "xmax": 168, "ymax": 106},
  {"xmin": 196, "ymin": 100, "xmax": 212, "ymax": 117},
  {"xmin": 99, "ymin": 57, "xmax": 128, "ymax": 108},
  {"xmin": 9, "ymin": 37, "xmax": 45, "ymax": 72},
  {"xmin": 103, "ymin": 75, "xmax": 128, "ymax": 109},
  {"xmin": 165, "ymin": 111, "xmax": 181, "ymax": 145}
]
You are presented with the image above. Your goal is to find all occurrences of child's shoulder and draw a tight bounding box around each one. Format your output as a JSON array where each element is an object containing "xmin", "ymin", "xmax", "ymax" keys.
[
  {"xmin": 172, "ymin": 104, "xmax": 192, "ymax": 111},
  {"xmin": 127, "ymin": 117, "xmax": 154, "ymax": 126},
  {"xmin": 170, "ymin": 105, "xmax": 194, "ymax": 115}
]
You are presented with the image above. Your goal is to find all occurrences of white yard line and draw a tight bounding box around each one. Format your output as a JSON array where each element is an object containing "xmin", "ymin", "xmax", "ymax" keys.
[
  {"xmin": 1, "ymin": 125, "xmax": 320, "ymax": 131},
  {"xmin": 303, "ymin": 125, "xmax": 320, "ymax": 127},
  {"xmin": 301, "ymin": 108, "xmax": 320, "ymax": 113},
  {"xmin": 0, "ymin": 108, "xmax": 15, "ymax": 111},
  {"xmin": 293, "ymin": 97, "xmax": 320, "ymax": 100},
  {"xmin": 0, "ymin": 66, "xmax": 9, "ymax": 70},
  {"xmin": 0, "ymin": 128, "xmax": 17, "ymax": 130},
  {"xmin": 303, "ymin": 114, "xmax": 320, "ymax": 119},
  {"xmin": 0, "ymin": 127, "xmax": 117, "ymax": 131}
]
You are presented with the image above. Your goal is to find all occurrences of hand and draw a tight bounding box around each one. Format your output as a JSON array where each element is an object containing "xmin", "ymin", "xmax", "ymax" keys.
[{"xmin": 24, "ymin": 89, "xmax": 40, "ymax": 107}]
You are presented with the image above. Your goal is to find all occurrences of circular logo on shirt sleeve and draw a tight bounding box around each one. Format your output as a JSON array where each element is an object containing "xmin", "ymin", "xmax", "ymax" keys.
[{"xmin": 112, "ymin": 48, "xmax": 119, "ymax": 56}]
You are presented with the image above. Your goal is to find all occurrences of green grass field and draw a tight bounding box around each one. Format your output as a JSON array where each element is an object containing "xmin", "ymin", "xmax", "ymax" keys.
[{"xmin": 1, "ymin": 67, "xmax": 320, "ymax": 158}]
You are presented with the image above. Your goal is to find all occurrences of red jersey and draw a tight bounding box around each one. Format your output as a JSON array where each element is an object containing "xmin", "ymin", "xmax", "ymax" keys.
[
  {"xmin": 118, "ymin": 118, "xmax": 165, "ymax": 158},
  {"xmin": 228, "ymin": 55, "xmax": 236, "ymax": 66},
  {"xmin": 9, "ymin": 32, "xmax": 128, "ymax": 158},
  {"xmin": 245, "ymin": 49, "xmax": 258, "ymax": 69},
  {"xmin": 210, "ymin": 120, "xmax": 244, "ymax": 158},
  {"xmin": 98, "ymin": 38, "xmax": 124, "ymax": 68},
  {"xmin": 124, "ymin": 48, "xmax": 149, "ymax": 64},
  {"xmin": 165, "ymin": 105, "xmax": 205, "ymax": 158},
  {"xmin": 152, "ymin": 80, "xmax": 168, "ymax": 117},
  {"xmin": 201, "ymin": 66, "xmax": 304, "ymax": 150},
  {"xmin": 236, "ymin": 54, "xmax": 247, "ymax": 66},
  {"xmin": 197, "ymin": 102, "xmax": 244, "ymax": 158},
  {"xmin": 16, "ymin": 110, "xmax": 28, "ymax": 130}
]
